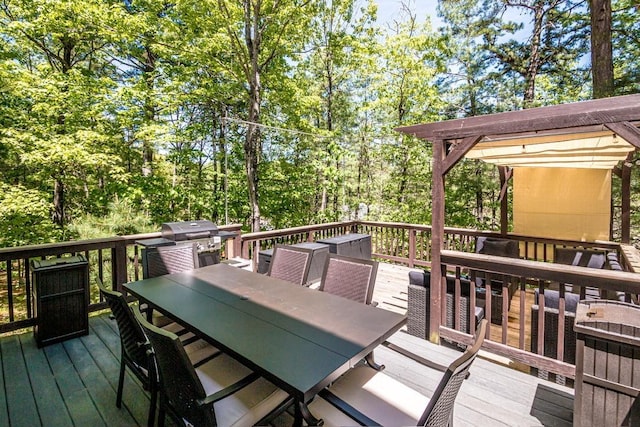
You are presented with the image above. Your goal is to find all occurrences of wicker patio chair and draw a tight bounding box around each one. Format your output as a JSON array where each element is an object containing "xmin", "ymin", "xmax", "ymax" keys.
[
  {"xmin": 132, "ymin": 307, "xmax": 289, "ymax": 427},
  {"xmin": 530, "ymin": 289, "xmax": 580, "ymax": 384},
  {"xmin": 407, "ymin": 270, "xmax": 484, "ymax": 338},
  {"xmin": 318, "ymin": 254, "xmax": 378, "ymax": 305},
  {"xmin": 143, "ymin": 243, "xmax": 199, "ymax": 279},
  {"xmin": 141, "ymin": 243, "xmax": 199, "ymax": 328},
  {"xmin": 267, "ymin": 244, "xmax": 313, "ymax": 286},
  {"xmin": 308, "ymin": 319, "xmax": 488, "ymax": 426},
  {"xmin": 474, "ymin": 237, "xmax": 521, "ymax": 324},
  {"xmin": 98, "ymin": 280, "xmax": 221, "ymax": 426},
  {"xmin": 554, "ymin": 247, "xmax": 605, "ymax": 299},
  {"xmin": 97, "ymin": 279, "xmax": 158, "ymax": 427}
]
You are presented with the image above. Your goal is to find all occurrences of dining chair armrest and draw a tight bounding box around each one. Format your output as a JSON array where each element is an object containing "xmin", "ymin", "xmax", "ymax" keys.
[
  {"xmin": 318, "ymin": 389, "xmax": 382, "ymax": 427},
  {"xmin": 196, "ymin": 371, "xmax": 261, "ymax": 407},
  {"xmin": 382, "ymin": 341, "xmax": 448, "ymax": 372}
]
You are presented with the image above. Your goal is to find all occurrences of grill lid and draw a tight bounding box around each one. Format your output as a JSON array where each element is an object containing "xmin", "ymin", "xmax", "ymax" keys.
[{"xmin": 161, "ymin": 220, "xmax": 218, "ymax": 241}]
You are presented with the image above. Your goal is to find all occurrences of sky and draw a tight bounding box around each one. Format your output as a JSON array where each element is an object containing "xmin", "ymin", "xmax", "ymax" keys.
[
  {"xmin": 374, "ymin": 0, "xmax": 531, "ymax": 38},
  {"xmin": 374, "ymin": 0, "xmax": 442, "ymax": 28}
]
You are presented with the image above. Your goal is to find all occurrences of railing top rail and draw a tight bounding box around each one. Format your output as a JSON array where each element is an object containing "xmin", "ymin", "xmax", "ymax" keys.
[
  {"xmin": 240, "ymin": 221, "xmax": 355, "ymax": 242},
  {"xmin": 0, "ymin": 232, "xmax": 161, "ymax": 261},
  {"xmin": 0, "ymin": 223, "xmax": 243, "ymax": 261},
  {"xmin": 441, "ymin": 249, "xmax": 640, "ymax": 294}
]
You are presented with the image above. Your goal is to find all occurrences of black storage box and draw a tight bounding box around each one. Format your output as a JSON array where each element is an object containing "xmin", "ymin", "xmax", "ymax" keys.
[
  {"xmin": 574, "ymin": 300, "xmax": 640, "ymax": 427},
  {"xmin": 317, "ymin": 233, "xmax": 372, "ymax": 259},
  {"xmin": 31, "ymin": 255, "xmax": 89, "ymax": 347},
  {"xmin": 258, "ymin": 242, "xmax": 329, "ymax": 283}
]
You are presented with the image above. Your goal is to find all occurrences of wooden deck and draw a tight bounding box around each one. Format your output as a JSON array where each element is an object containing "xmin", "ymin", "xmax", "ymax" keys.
[{"xmin": 0, "ymin": 262, "xmax": 573, "ymax": 426}]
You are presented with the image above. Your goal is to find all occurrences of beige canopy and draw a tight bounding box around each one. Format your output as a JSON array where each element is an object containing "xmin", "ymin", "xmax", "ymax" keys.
[
  {"xmin": 398, "ymin": 94, "xmax": 640, "ymax": 172},
  {"xmin": 465, "ymin": 130, "xmax": 636, "ymax": 169}
]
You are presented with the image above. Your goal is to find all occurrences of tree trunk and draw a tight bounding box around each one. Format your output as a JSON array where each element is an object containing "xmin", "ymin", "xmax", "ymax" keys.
[
  {"xmin": 142, "ymin": 46, "xmax": 157, "ymax": 176},
  {"xmin": 245, "ymin": 0, "xmax": 262, "ymax": 233},
  {"xmin": 52, "ymin": 177, "xmax": 65, "ymax": 227},
  {"xmin": 589, "ymin": 0, "xmax": 614, "ymax": 98},
  {"xmin": 523, "ymin": 4, "xmax": 544, "ymax": 107}
]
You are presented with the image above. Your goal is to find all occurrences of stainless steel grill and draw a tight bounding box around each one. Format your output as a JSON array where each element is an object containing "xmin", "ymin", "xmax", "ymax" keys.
[
  {"xmin": 137, "ymin": 221, "xmax": 236, "ymax": 275},
  {"xmin": 161, "ymin": 220, "xmax": 221, "ymax": 253}
]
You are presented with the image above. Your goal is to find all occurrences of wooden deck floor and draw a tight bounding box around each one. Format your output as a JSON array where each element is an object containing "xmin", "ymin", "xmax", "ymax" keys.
[{"xmin": 0, "ymin": 263, "xmax": 573, "ymax": 426}]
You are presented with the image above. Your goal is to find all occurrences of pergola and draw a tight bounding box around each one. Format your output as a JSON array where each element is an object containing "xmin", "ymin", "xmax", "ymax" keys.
[{"xmin": 396, "ymin": 93, "xmax": 640, "ymax": 342}]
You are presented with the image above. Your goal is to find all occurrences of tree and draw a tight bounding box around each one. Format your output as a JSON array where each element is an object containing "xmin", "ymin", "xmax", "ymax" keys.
[
  {"xmin": 371, "ymin": 3, "xmax": 443, "ymax": 222},
  {"xmin": 296, "ymin": 0, "xmax": 378, "ymax": 221},
  {"xmin": 217, "ymin": 0, "xmax": 312, "ymax": 232},
  {"xmin": 1, "ymin": 0, "xmax": 123, "ymax": 227},
  {"xmin": 589, "ymin": 0, "xmax": 613, "ymax": 98},
  {"xmin": 483, "ymin": 0, "xmax": 589, "ymax": 107}
]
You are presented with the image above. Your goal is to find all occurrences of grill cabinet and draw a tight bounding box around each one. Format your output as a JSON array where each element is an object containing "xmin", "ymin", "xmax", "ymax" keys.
[
  {"xmin": 258, "ymin": 242, "xmax": 329, "ymax": 283},
  {"xmin": 317, "ymin": 233, "xmax": 372, "ymax": 259},
  {"xmin": 161, "ymin": 220, "xmax": 226, "ymax": 267},
  {"xmin": 31, "ymin": 255, "xmax": 89, "ymax": 347}
]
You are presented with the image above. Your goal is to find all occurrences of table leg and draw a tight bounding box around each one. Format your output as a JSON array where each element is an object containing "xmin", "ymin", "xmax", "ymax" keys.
[
  {"xmin": 365, "ymin": 351, "xmax": 385, "ymax": 371},
  {"xmin": 295, "ymin": 400, "xmax": 323, "ymax": 426}
]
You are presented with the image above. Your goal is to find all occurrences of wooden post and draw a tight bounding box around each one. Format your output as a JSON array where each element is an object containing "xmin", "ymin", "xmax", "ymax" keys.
[
  {"xmin": 429, "ymin": 139, "xmax": 446, "ymax": 344},
  {"xmin": 498, "ymin": 166, "xmax": 509, "ymax": 235},
  {"xmin": 112, "ymin": 241, "xmax": 128, "ymax": 293},
  {"xmin": 408, "ymin": 228, "xmax": 416, "ymax": 268},
  {"xmin": 622, "ymin": 156, "xmax": 632, "ymax": 243}
]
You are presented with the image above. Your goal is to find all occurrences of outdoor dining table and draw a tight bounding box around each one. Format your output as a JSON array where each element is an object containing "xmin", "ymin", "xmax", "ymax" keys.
[{"xmin": 123, "ymin": 262, "xmax": 407, "ymax": 426}]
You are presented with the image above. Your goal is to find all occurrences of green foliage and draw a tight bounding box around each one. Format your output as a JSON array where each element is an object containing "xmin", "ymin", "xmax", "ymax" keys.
[
  {"xmin": 0, "ymin": 0, "xmax": 636, "ymax": 247},
  {"xmin": 69, "ymin": 197, "xmax": 154, "ymax": 239},
  {"xmin": 0, "ymin": 184, "xmax": 63, "ymax": 247}
]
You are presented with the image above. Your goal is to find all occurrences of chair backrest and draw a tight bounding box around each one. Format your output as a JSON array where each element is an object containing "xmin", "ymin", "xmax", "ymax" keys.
[
  {"xmin": 143, "ymin": 243, "xmax": 199, "ymax": 278},
  {"xmin": 554, "ymin": 247, "xmax": 605, "ymax": 269},
  {"xmin": 418, "ymin": 319, "xmax": 488, "ymax": 426},
  {"xmin": 96, "ymin": 279, "xmax": 150, "ymax": 371},
  {"xmin": 319, "ymin": 254, "xmax": 378, "ymax": 304},
  {"xmin": 132, "ymin": 306, "xmax": 216, "ymax": 426},
  {"xmin": 475, "ymin": 237, "xmax": 520, "ymax": 258},
  {"xmin": 267, "ymin": 244, "xmax": 313, "ymax": 286}
]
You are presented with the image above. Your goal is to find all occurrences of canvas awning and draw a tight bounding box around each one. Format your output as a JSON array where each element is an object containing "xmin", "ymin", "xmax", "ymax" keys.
[
  {"xmin": 397, "ymin": 94, "xmax": 640, "ymax": 172},
  {"xmin": 465, "ymin": 130, "xmax": 636, "ymax": 169}
]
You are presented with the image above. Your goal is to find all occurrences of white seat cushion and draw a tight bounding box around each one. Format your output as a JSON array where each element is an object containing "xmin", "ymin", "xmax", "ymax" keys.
[
  {"xmin": 184, "ymin": 339, "xmax": 220, "ymax": 365},
  {"xmin": 196, "ymin": 354, "xmax": 289, "ymax": 427},
  {"xmin": 308, "ymin": 365, "xmax": 428, "ymax": 426}
]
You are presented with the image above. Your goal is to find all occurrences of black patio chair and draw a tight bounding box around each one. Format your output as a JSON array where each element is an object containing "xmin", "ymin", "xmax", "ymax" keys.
[
  {"xmin": 308, "ymin": 319, "xmax": 488, "ymax": 426},
  {"xmin": 267, "ymin": 244, "xmax": 313, "ymax": 286},
  {"xmin": 318, "ymin": 254, "xmax": 378, "ymax": 305},
  {"xmin": 97, "ymin": 278, "xmax": 159, "ymax": 426},
  {"xmin": 141, "ymin": 243, "xmax": 199, "ymax": 329},
  {"xmin": 143, "ymin": 243, "xmax": 199, "ymax": 279},
  {"xmin": 98, "ymin": 279, "xmax": 220, "ymax": 427},
  {"xmin": 132, "ymin": 306, "xmax": 290, "ymax": 427}
]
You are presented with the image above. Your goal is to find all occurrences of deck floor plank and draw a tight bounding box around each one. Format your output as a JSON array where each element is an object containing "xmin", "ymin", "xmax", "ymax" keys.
[
  {"xmin": 64, "ymin": 334, "xmax": 138, "ymax": 426},
  {"xmin": 44, "ymin": 338, "xmax": 106, "ymax": 426},
  {"xmin": 0, "ymin": 334, "xmax": 41, "ymax": 427},
  {"xmin": 18, "ymin": 334, "xmax": 73, "ymax": 427},
  {"xmin": 0, "ymin": 332, "xmax": 10, "ymax": 427}
]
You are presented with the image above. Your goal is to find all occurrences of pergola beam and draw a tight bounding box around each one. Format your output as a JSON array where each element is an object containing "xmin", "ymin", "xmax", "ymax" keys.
[
  {"xmin": 605, "ymin": 121, "xmax": 640, "ymax": 149},
  {"xmin": 442, "ymin": 135, "xmax": 484, "ymax": 175},
  {"xmin": 397, "ymin": 94, "xmax": 640, "ymax": 141}
]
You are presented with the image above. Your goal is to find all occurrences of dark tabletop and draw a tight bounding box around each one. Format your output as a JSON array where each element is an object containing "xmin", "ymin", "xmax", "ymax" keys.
[{"xmin": 124, "ymin": 263, "xmax": 406, "ymax": 401}]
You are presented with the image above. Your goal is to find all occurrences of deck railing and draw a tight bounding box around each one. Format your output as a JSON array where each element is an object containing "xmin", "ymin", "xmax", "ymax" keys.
[
  {"xmin": 438, "ymin": 250, "xmax": 640, "ymax": 381},
  {"xmin": 0, "ymin": 224, "xmax": 242, "ymax": 333},
  {"xmin": 1, "ymin": 220, "xmax": 638, "ymax": 383}
]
